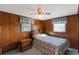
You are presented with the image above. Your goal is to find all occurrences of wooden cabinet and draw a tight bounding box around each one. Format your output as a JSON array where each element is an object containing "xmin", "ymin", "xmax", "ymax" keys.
[{"xmin": 19, "ymin": 39, "xmax": 32, "ymax": 52}]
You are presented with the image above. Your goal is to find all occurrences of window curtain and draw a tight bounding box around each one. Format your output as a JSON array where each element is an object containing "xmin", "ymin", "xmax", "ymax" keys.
[
  {"xmin": 52, "ymin": 17, "xmax": 68, "ymax": 24},
  {"xmin": 20, "ymin": 16, "xmax": 33, "ymax": 32},
  {"xmin": 52, "ymin": 17, "xmax": 68, "ymax": 32}
]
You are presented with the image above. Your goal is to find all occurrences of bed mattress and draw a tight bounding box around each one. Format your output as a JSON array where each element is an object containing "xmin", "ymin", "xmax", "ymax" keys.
[{"xmin": 33, "ymin": 34, "xmax": 70, "ymax": 55}]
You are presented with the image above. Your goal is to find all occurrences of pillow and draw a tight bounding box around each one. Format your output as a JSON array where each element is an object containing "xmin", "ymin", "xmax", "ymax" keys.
[
  {"xmin": 41, "ymin": 34, "xmax": 47, "ymax": 36},
  {"xmin": 33, "ymin": 34, "xmax": 47, "ymax": 37}
]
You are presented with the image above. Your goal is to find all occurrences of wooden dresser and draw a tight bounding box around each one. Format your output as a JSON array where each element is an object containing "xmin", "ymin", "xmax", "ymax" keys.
[{"xmin": 19, "ymin": 39, "xmax": 32, "ymax": 52}]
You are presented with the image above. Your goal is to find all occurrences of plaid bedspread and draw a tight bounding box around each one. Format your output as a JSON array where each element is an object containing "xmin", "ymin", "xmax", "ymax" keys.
[{"xmin": 33, "ymin": 34, "xmax": 70, "ymax": 55}]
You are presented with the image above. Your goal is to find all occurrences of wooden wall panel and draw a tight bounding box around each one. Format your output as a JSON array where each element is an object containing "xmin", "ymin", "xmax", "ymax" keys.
[
  {"xmin": 9, "ymin": 14, "xmax": 17, "ymax": 50},
  {"xmin": 42, "ymin": 20, "xmax": 67, "ymax": 38},
  {"xmin": 32, "ymin": 19, "xmax": 43, "ymax": 35},
  {"xmin": 42, "ymin": 15, "xmax": 78, "ymax": 49},
  {"xmin": 68, "ymin": 15, "xmax": 78, "ymax": 49},
  {"xmin": 5, "ymin": 13, "xmax": 10, "ymax": 51},
  {"xmin": 0, "ymin": 12, "xmax": 2, "ymax": 53},
  {"xmin": 34, "ymin": 20, "xmax": 43, "ymax": 30},
  {"xmin": 0, "ymin": 12, "xmax": 30, "ymax": 54},
  {"xmin": 42, "ymin": 20, "xmax": 53, "ymax": 33},
  {"xmin": 14, "ymin": 15, "xmax": 20, "ymax": 41},
  {"xmin": 2, "ymin": 12, "xmax": 7, "ymax": 53}
]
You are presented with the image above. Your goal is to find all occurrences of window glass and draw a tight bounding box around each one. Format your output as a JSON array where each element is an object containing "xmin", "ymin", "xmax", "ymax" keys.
[
  {"xmin": 52, "ymin": 17, "xmax": 67, "ymax": 32},
  {"xmin": 20, "ymin": 16, "xmax": 32, "ymax": 32},
  {"xmin": 53, "ymin": 23, "xmax": 66, "ymax": 32}
]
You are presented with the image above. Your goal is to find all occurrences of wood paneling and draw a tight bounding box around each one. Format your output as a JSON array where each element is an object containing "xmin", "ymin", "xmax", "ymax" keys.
[
  {"xmin": 42, "ymin": 15, "xmax": 78, "ymax": 49},
  {"xmin": 34, "ymin": 19, "xmax": 43, "ymax": 31},
  {"xmin": 42, "ymin": 20, "xmax": 67, "ymax": 38},
  {"xmin": 0, "ymin": 12, "xmax": 30, "ymax": 54},
  {"xmin": 32, "ymin": 19, "xmax": 43, "ymax": 35},
  {"xmin": 42, "ymin": 20, "xmax": 53, "ymax": 33},
  {"xmin": 0, "ymin": 12, "xmax": 2, "ymax": 54},
  {"xmin": 68, "ymin": 15, "xmax": 78, "ymax": 49}
]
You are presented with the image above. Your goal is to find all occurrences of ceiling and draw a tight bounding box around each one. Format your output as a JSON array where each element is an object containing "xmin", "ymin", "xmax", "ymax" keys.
[{"xmin": 0, "ymin": 4, "xmax": 78, "ymax": 20}]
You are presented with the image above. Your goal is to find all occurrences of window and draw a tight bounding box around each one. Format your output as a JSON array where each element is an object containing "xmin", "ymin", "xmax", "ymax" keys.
[
  {"xmin": 52, "ymin": 17, "xmax": 67, "ymax": 32},
  {"xmin": 20, "ymin": 16, "xmax": 32, "ymax": 32},
  {"xmin": 53, "ymin": 23, "xmax": 66, "ymax": 32},
  {"xmin": 21, "ymin": 22, "xmax": 31, "ymax": 32}
]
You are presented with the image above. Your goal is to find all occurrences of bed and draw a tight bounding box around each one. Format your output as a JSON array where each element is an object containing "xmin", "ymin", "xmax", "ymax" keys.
[{"xmin": 32, "ymin": 34, "xmax": 70, "ymax": 55}]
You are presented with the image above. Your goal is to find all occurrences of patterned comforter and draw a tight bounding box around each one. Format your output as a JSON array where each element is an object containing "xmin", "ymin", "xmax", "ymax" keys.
[{"xmin": 33, "ymin": 34, "xmax": 70, "ymax": 55}]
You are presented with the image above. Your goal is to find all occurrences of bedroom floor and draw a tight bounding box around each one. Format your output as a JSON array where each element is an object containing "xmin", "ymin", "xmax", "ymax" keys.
[
  {"xmin": 4, "ymin": 47, "xmax": 43, "ymax": 55},
  {"xmin": 3, "ymin": 47, "xmax": 78, "ymax": 55}
]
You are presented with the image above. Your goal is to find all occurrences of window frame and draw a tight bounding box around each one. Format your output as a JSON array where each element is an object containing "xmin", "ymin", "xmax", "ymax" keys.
[
  {"xmin": 52, "ymin": 17, "xmax": 67, "ymax": 33},
  {"xmin": 53, "ymin": 23, "xmax": 66, "ymax": 33},
  {"xmin": 20, "ymin": 16, "xmax": 32, "ymax": 32}
]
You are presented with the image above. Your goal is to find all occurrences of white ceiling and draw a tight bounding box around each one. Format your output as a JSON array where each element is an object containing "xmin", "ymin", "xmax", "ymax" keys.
[{"xmin": 0, "ymin": 4, "xmax": 78, "ymax": 20}]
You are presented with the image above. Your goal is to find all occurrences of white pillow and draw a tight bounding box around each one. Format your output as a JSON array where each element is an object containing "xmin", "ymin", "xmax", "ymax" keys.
[
  {"xmin": 40, "ymin": 34, "xmax": 47, "ymax": 36},
  {"xmin": 33, "ymin": 34, "xmax": 47, "ymax": 38}
]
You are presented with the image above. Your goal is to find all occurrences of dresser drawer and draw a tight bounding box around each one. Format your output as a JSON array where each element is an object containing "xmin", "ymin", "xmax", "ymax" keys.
[
  {"xmin": 19, "ymin": 39, "xmax": 32, "ymax": 52},
  {"xmin": 21, "ymin": 45, "xmax": 32, "ymax": 52},
  {"xmin": 21, "ymin": 42, "xmax": 31, "ymax": 46},
  {"xmin": 20, "ymin": 39, "xmax": 32, "ymax": 43}
]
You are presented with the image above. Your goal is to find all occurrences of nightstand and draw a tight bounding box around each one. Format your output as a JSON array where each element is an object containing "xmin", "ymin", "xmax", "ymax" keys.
[{"xmin": 19, "ymin": 39, "xmax": 32, "ymax": 52}]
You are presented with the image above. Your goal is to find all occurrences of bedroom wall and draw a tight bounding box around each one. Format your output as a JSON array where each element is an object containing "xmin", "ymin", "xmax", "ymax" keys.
[
  {"xmin": 42, "ymin": 20, "xmax": 67, "ymax": 38},
  {"xmin": 0, "ymin": 11, "xmax": 30, "ymax": 53},
  {"xmin": 42, "ymin": 20, "xmax": 53, "ymax": 33},
  {"xmin": 42, "ymin": 15, "xmax": 78, "ymax": 49},
  {"xmin": 67, "ymin": 15, "xmax": 78, "ymax": 49},
  {"xmin": 32, "ymin": 19, "xmax": 44, "ymax": 35}
]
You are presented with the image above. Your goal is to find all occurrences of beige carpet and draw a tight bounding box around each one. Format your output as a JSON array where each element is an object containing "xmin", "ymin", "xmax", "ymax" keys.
[
  {"xmin": 3, "ymin": 47, "xmax": 78, "ymax": 55},
  {"xmin": 4, "ymin": 47, "xmax": 43, "ymax": 55}
]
